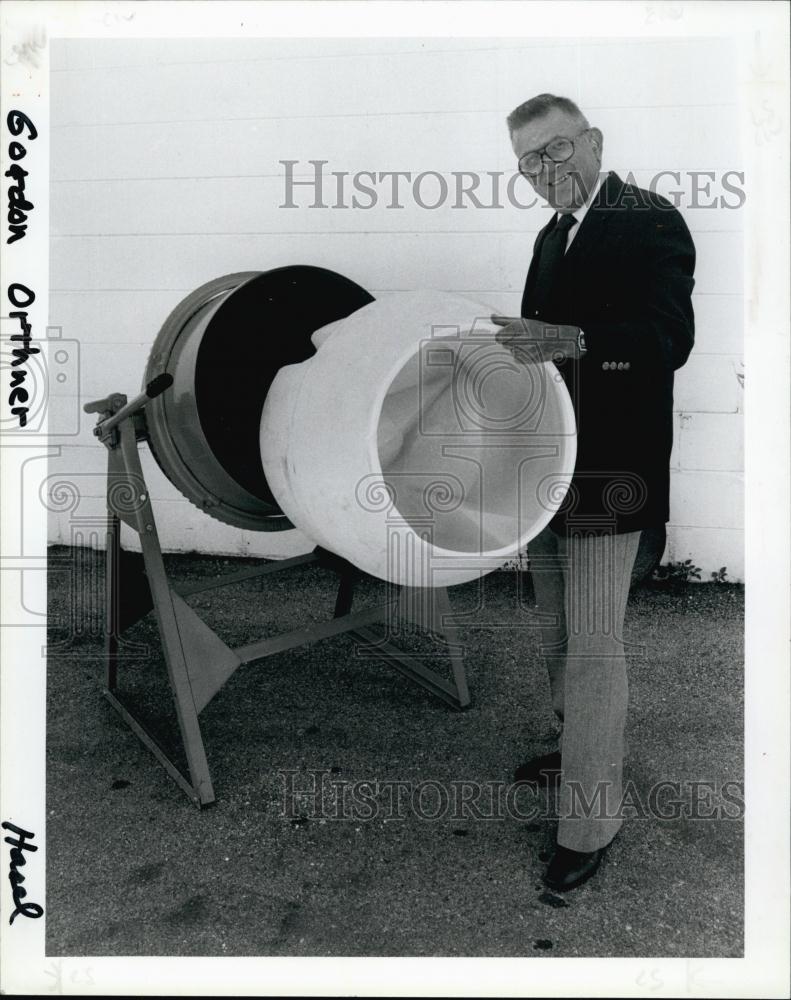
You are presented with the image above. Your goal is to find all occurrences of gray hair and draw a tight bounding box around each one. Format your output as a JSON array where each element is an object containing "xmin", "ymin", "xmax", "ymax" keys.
[{"xmin": 506, "ymin": 94, "xmax": 589, "ymax": 134}]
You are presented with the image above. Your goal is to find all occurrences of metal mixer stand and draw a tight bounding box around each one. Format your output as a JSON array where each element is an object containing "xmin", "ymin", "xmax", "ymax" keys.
[{"xmin": 83, "ymin": 381, "xmax": 471, "ymax": 807}]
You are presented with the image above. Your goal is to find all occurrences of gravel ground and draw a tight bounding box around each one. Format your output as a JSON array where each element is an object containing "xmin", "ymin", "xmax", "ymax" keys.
[{"xmin": 46, "ymin": 546, "xmax": 743, "ymax": 957}]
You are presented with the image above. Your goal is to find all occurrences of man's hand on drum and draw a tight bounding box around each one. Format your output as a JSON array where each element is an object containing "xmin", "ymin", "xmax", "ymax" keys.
[{"xmin": 491, "ymin": 315, "xmax": 581, "ymax": 365}]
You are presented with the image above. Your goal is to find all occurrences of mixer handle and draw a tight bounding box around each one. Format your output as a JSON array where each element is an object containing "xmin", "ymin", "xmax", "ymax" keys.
[
  {"xmin": 144, "ymin": 373, "xmax": 174, "ymax": 399},
  {"xmin": 85, "ymin": 374, "xmax": 174, "ymax": 439}
]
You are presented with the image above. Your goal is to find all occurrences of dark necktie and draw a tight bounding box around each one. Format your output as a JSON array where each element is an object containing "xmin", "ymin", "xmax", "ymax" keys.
[{"xmin": 530, "ymin": 213, "xmax": 578, "ymax": 316}]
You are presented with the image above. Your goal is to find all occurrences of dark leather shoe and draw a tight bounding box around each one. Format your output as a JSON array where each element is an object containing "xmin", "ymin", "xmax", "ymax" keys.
[
  {"xmin": 513, "ymin": 750, "xmax": 561, "ymax": 787},
  {"xmin": 542, "ymin": 844, "xmax": 606, "ymax": 892}
]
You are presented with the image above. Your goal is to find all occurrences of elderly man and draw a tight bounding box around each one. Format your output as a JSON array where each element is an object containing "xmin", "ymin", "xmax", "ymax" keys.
[{"xmin": 493, "ymin": 94, "xmax": 695, "ymax": 891}]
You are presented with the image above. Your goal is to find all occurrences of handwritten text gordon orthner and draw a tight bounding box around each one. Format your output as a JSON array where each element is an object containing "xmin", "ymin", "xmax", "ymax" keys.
[{"xmin": 5, "ymin": 109, "xmax": 38, "ymax": 428}]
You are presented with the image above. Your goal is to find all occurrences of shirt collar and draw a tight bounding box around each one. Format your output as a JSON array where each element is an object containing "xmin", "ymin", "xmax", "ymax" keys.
[{"xmin": 556, "ymin": 167, "xmax": 608, "ymax": 229}]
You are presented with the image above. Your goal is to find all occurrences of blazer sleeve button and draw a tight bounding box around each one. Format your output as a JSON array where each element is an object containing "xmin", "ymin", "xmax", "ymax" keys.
[
  {"xmin": 624, "ymin": 362, "xmax": 631, "ymax": 370},
  {"xmin": 602, "ymin": 362, "xmax": 610, "ymax": 370},
  {"xmin": 617, "ymin": 362, "xmax": 624, "ymax": 370}
]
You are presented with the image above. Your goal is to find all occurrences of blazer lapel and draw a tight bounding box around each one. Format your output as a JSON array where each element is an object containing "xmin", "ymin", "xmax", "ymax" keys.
[
  {"xmin": 521, "ymin": 173, "xmax": 626, "ymax": 316},
  {"xmin": 562, "ymin": 171, "xmax": 624, "ymax": 265}
]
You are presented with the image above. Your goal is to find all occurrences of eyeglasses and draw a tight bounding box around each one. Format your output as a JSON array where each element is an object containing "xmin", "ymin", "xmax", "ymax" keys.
[{"xmin": 517, "ymin": 129, "xmax": 590, "ymax": 177}]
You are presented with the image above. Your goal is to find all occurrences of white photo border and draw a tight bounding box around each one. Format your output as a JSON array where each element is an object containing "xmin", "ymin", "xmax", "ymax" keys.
[{"xmin": 0, "ymin": 1, "xmax": 788, "ymax": 996}]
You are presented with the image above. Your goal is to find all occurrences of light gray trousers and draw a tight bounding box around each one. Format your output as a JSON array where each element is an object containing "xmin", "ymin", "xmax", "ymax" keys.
[{"xmin": 528, "ymin": 523, "xmax": 642, "ymax": 852}]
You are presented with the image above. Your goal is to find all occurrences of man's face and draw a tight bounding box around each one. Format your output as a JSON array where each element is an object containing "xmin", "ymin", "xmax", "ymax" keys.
[{"xmin": 510, "ymin": 108, "xmax": 603, "ymax": 213}]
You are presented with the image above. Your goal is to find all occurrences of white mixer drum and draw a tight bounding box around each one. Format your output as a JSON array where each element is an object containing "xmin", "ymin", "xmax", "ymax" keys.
[{"xmin": 261, "ymin": 291, "xmax": 576, "ymax": 587}]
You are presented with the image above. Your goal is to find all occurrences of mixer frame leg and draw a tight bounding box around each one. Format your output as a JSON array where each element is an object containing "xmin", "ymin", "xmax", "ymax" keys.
[
  {"xmin": 103, "ymin": 418, "xmax": 217, "ymax": 806},
  {"xmin": 98, "ymin": 420, "xmax": 471, "ymax": 807}
]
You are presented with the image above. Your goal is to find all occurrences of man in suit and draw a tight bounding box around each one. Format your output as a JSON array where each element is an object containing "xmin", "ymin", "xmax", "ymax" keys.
[{"xmin": 492, "ymin": 94, "xmax": 695, "ymax": 891}]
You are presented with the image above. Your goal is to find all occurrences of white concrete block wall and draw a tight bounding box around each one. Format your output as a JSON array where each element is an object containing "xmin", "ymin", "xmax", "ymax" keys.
[{"xmin": 48, "ymin": 36, "xmax": 744, "ymax": 579}]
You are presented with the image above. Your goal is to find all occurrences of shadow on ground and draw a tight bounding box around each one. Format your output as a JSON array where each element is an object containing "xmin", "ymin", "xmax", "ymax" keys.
[{"xmin": 46, "ymin": 546, "xmax": 743, "ymax": 957}]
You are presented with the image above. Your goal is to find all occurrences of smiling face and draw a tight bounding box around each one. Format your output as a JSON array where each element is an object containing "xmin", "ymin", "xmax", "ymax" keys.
[{"xmin": 511, "ymin": 106, "xmax": 603, "ymax": 213}]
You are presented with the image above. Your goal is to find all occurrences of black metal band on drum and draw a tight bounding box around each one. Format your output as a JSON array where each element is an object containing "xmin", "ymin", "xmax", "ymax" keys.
[{"xmin": 84, "ymin": 267, "xmax": 471, "ymax": 808}]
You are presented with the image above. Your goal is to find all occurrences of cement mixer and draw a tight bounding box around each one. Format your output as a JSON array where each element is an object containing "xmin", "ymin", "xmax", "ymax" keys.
[
  {"xmin": 140, "ymin": 268, "xmax": 576, "ymax": 586},
  {"xmin": 84, "ymin": 265, "xmax": 576, "ymax": 806}
]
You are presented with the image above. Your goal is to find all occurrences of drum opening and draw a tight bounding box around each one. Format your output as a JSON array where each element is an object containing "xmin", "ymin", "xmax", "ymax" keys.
[{"xmin": 376, "ymin": 337, "xmax": 571, "ymax": 554}]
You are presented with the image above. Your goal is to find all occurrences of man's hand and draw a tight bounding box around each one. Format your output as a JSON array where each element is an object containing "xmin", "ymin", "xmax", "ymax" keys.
[{"xmin": 491, "ymin": 315, "xmax": 581, "ymax": 365}]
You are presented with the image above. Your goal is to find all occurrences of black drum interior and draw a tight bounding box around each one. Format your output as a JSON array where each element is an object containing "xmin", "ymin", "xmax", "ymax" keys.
[{"xmin": 194, "ymin": 266, "xmax": 374, "ymax": 504}]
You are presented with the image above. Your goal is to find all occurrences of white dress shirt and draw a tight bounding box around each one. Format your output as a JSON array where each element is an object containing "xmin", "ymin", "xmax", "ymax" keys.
[{"xmin": 562, "ymin": 168, "xmax": 608, "ymax": 253}]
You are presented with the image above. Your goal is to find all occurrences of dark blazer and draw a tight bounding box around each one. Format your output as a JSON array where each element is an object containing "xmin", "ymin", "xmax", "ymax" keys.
[{"xmin": 521, "ymin": 171, "xmax": 696, "ymax": 535}]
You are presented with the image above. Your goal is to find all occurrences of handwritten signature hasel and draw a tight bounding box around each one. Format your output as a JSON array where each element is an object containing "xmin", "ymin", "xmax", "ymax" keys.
[{"xmin": 2, "ymin": 821, "xmax": 44, "ymax": 924}]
